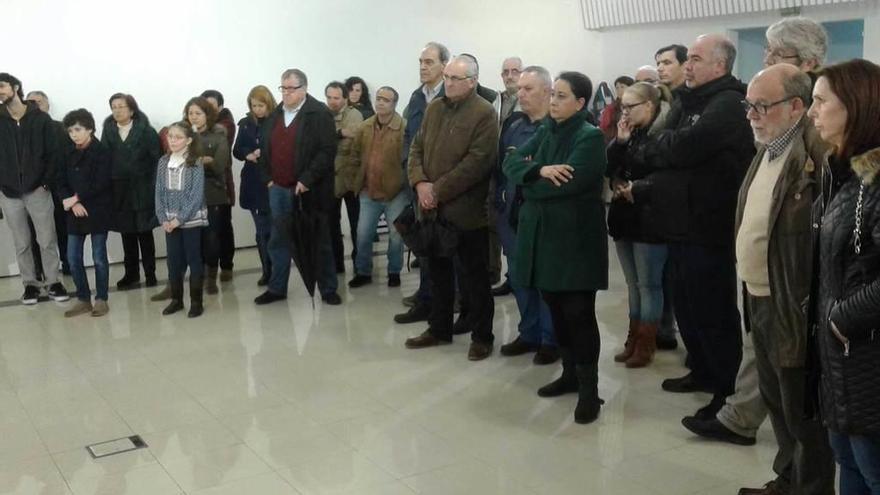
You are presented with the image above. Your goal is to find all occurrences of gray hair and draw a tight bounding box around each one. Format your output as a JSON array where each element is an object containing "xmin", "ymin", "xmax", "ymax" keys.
[
  {"xmin": 502, "ymin": 57, "xmax": 523, "ymax": 69},
  {"xmin": 452, "ymin": 55, "xmax": 479, "ymax": 78},
  {"xmin": 376, "ymin": 86, "xmax": 399, "ymax": 103},
  {"xmin": 781, "ymin": 69, "xmax": 813, "ymax": 106},
  {"xmin": 26, "ymin": 90, "xmax": 48, "ymax": 102},
  {"xmin": 424, "ymin": 42, "xmax": 450, "ymax": 65},
  {"xmin": 522, "ymin": 65, "xmax": 552, "ymax": 88},
  {"xmin": 713, "ymin": 38, "xmax": 737, "ymax": 74},
  {"xmin": 766, "ymin": 17, "xmax": 828, "ymax": 67},
  {"xmin": 281, "ymin": 68, "xmax": 308, "ymax": 87}
]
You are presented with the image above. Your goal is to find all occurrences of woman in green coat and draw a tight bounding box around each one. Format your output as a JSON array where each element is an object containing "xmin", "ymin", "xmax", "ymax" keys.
[
  {"xmin": 503, "ymin": 71, "xmax": 608, "ymax": 424},
  {"xmin": 103, "ymin": 94, "xmax": 162, "ymax": 290}
]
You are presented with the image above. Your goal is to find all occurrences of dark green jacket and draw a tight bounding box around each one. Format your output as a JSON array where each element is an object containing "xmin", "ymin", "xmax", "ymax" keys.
[
  {"xmin": 102, "ymin": 115, "xmax": 161, "ymax": 232},
  {"xmin": 199, "ymin": 125, "xmax": 231, "ymax": 206},
  {"xmin": 503, "ymin": 110, "xmax": 608, "ymax": 292}
]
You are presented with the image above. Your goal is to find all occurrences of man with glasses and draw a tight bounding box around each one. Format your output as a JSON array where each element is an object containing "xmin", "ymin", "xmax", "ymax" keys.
[
  {"xmin": 255, "ymin": 68, "xmax": 342, "ymax": 306},
  {"xmin": 498, "ymin": 57, "xmax": 522, "ymax": 125},
  {"xmin": 403, "ymin": 55, "xmax": 499, "ymax": 361},
  {"xmin": 643, "ymin": 35, "xmax": 754, "ymax": 425},
  {"xmin": 732, "ymin": 64, "xmax": 834, "ymax": 495},
  {"xmin": 684, "ymin": 17, "xmax": 829, "ymax": 457}
]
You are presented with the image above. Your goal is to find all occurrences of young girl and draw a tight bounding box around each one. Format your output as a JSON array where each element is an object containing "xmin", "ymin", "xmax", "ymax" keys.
[
  {"xmin": 58, "ymin": 109, "xmax": 113, "ymax": 317},
  {"xmin": 155, "ymin": 122, "xmax": 208, "ymax": 317}
]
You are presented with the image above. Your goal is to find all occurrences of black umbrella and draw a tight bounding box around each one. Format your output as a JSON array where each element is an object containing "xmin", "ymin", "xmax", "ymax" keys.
[{"xmin": 287, "ymin": 192, "xmax": 320, "ymax": 300}]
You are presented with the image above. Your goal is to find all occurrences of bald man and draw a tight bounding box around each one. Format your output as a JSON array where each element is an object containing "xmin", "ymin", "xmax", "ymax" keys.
[
  {"xmin": 726, "ymin": 63, "xmax": 834, "ymax": 495},
  {"xmin": 634, "ymin": 65, "xmax": 659, "ymax": 84}
]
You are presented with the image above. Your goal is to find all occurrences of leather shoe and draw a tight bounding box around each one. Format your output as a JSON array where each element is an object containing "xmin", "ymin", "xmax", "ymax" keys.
[
  {"xmin": 500, "ymin": 336, "xmax": 539, "ymax": 356},
  {"xmin": 468, "ymin": 342, "xmax": 493, "ymax": 361},
  {"xmin": 661, "ymin": 372, "xmax": 714, "ymax": 393},
  {"xmin": 322, "ymin": 292, "xmax": 343, "ymax": 305},
  {"xmin": 656, "ymin": 333, "xmax": 679, "ymax": 350},
  {"xmin": 401, "ymin": 293, "xmax": 419, "ymax": 307},
  {"xmin": 681, "ymin": 416, "xmax": 756, "ymax": 446},
  {"xmin": 254, "ymin": 291, "xmax": 287, "ymax": 305},
  {"xmin": 491, "ymin": 281, "xmax": 511, "ymax": 297},
  {"xmin": 388, "ymin": 274, "xmax": 401, "ymax": 287},
  {"xmin": 394, "ymin": 304, "xmax": 430, "ymax": 324},
  {"xmin": 737, "ymin": 480, "xmax": 785, "ymax": 494},
  {"xmin": 694, "ymin": 395, "xmax": 726, "ymax": 420},
  {"xmin": 348, "ymin": 275, "xmax": 372, "ymax": 288},
  {"xmin": 405, "ymin": 330, "xmax": 452, "ymax": 349},
  {"xmin": 533, "ymin": 346, "xmax": 559, "ymax": 365}
]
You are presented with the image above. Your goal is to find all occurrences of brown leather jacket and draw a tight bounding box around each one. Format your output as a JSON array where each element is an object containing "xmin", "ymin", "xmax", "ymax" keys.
[
  {"xmin": 734, "ymin": 121, "xmax": 829, "ymax": 367},
  {"xmin": 408, "ymin": 91, "xmax": 499, "ymax": 230},
  {"xmin": 350, "ymin": 112, "xmax": 406, "ymax": 200}
]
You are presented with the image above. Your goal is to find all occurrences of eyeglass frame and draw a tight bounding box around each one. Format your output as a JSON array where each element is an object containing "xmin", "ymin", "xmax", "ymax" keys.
[
  {"xmin": 763, "ymin": 46, "xmax": 801, "ymax": 62},
  {"xmin": 740, "ymin": 95, "xmax": 797, "ymax": 116},
  {"xmin": 620, "ymin": 100, "xmax": 648, "ymax": 113},
  {"xmin": 442, "ymin": 74, "xmax": 474, "ymax": 83},
  {"xmin": 278, "ymin": 84, "xmax": 304, "ymax": 93}
]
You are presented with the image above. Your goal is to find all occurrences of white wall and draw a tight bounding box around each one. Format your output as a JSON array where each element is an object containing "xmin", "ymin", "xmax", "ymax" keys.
[
  {"xmin": 0, "ymin": 0, "xmax": 600, "ymax": 276},
  {"xmin": 595, "ymin": 2, "xmax": 880, "ymax": 85}
]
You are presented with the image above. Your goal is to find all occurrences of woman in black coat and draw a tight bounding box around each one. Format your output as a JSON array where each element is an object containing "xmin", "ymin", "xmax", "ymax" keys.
[
  {"xmin": 103, "ymin": 93, "xmax": 161, "ymax": 290},
  {"xmin": 809, "ymin": 59, "xmax": 880, "ymax": 495},
  {"xmin": 233, "ymin": 85, "xmax": 276, "ymax": 286},
  {"xmin": 57, "ymin": 109, "xmax": 113, "ymax": 318}
]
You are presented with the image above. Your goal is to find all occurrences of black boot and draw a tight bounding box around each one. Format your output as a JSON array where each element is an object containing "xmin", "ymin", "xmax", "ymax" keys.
[
  {"xmin": 537, "ymin": 348, "xmax": 579, "ymax": 397},
  {"xmin": 574, "ymin": 362, "xmax": 603, "ymax": 424},
  {"xmin": 162, "ymin": 277, "xmax": 184, "ymax": 315},
  {"xmin": 188, "ymin": 275, "xmax": 204, "ymax": 318}
]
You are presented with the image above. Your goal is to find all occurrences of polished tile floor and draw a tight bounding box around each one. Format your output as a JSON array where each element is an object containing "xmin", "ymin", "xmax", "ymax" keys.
[{"xmin": 0, "ymin": 245, "xmax": 777, "ymax": 494}]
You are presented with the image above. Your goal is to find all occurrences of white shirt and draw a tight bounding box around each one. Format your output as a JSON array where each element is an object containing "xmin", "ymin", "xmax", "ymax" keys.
[
  {"xmin": 167, "ymin": 152, "xmax": 187, "ymax": 191},
  {"xmin": 283, "ymin": 100, "xmax": 305, "ymax": 127},
  {"xmin": 422, "ymin": 80, "xmax": 444, "ymax": 103}
]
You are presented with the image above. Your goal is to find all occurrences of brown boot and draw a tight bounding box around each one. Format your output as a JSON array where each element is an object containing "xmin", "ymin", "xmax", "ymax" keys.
[
  {"xmin": 614, "ymin": 319, "xmax": 639, "ymax": 362},
  {"xmin": 150, "ymin": 284, "xmax": 172, "ymax": 302},
  {"xmin": 205, "ymin": 267, "xmax": 219, "ymax": 294},
  {"xmin": 626, "ymin": 322, "xmax": 658, "ymax": 368}
]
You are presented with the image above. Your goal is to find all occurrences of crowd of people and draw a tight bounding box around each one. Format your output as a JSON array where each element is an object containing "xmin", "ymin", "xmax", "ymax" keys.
[{"xmin": 0, "ymin": 14, "xmax": 879, "ymax": 494}]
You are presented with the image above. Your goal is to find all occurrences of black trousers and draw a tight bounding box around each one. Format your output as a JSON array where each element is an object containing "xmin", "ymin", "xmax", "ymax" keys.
[
  {"xmin": 426, "ymin": 227, "xmax": 494, "ymax": 344},
  {"xmin": 669, "ymin": 242, "xmax": 742, "ymax": 397},
  {"xmin": 331, "ymin": 192, "xmax": 359, "ymax": 271},
  {"xmin": 219, "ymin": 205, "xmax": 235, "ymax": 270},
  {"xmin": 166, "ymin": 227, "xmax": 203, "ymax": 280},
  {"xmin": 748, "ymin": 295, "xmax": 835, "ymax": 494},
  {"xmin": 542, "ymin": 290, "xmax": 600, "ymax": 364},
  {"xmin": 203, "ymin": 205, "xmax": 233, "ymax": 270},
  {"xmin": 121, "ymin": 231, "xmax": 156, "ymax": 277}
]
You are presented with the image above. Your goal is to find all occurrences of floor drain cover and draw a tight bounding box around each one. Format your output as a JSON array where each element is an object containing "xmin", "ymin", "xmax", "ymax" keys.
[{"xmin": 86, "ymin": 435, "xmax": 147, "ymax": 459}]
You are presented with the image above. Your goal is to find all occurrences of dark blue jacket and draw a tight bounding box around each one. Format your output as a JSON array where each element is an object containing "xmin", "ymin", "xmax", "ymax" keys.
[
  {"xmin": 403, "ymin": 83, "xmax": 445, "ymax": 165},
  {"xmin": 57, "ymin": 138, "xmax": 113, "ymax": 235},
  {"xmin": 233, "ymin": 115, "xmax": 269, "ymax": 212},
  {"xmin": 495, "ymin": 112, "xmax": 541, "ymax": 219}
]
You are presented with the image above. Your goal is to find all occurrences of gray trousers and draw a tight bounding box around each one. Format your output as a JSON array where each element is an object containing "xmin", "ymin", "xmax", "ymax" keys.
[
  {"xmin": 717, "ymin": 329, "xmax": 768, "ymax": 437},
  {"xmin": 0, "ymin": 188, "xmax": 60, "ymax": 287},
  {"xmin": 748, "ymin": 295, "xmax": 835, "ymax": 494}
]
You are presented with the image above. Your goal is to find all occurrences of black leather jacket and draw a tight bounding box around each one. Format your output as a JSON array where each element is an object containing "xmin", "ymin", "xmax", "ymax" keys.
[{"xmin": 811, "ymin": 147, "xmax": 880, "ymax": 434}]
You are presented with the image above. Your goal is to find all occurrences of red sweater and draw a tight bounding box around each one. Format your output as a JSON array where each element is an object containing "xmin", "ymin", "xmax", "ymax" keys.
[{"xmin": 270, "ymin": 118, "xmax": 299, "ymax": 188}]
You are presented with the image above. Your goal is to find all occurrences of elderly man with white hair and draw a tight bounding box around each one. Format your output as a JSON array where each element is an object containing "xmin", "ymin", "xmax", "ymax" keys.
[
  {"xmin": 635, "ymin": 65, "xmax": 660, "ymax": 83},
  {"xmin": 403, "ymin": 55, "xmax": 500, "ymax": 361}
]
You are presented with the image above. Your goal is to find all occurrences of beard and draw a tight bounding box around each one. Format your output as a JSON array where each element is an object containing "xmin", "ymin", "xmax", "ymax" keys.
[{"xmin": 0, "ymin": 94, "xmax": 11, "ymax": 105}]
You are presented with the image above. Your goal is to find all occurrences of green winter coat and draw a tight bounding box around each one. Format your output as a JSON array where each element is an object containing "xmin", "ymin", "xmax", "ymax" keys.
[
  {"xmin": 502, "ymin": 110, "xmax": 608, "ymax": 292},
  {"xmin": 103, "ymin": 115, "xmax": 162, "ymax": 232}
]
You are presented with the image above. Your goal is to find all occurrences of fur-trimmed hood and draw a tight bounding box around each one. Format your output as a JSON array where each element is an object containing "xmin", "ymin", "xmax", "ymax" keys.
[{"xmin": 852, "ymin": 147, "xmax": 880, "ymax": 185}]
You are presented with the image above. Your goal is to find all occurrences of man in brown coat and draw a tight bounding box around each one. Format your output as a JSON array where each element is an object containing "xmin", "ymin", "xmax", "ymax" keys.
[{"xmin": 403, "ymin": 55, "xmax": 500, "ymax": 361}]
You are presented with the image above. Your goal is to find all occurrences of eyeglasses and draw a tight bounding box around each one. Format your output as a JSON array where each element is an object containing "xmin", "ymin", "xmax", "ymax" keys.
[
  {"xmin": 501, "ymin": 69, "xmax": 521, "ymax": 77},
  {"xmin": 741, "ymin": 96, "xmax": 796, "ymax": 115},
  {"xmin": 620, "ymin": 101, "xmax": 648, "ymax": 113},
  {"xmin": 278, "ymin": 84, "xmax": 303, "ymax": 93},
  {"xmin": 443, "ymin": 74, "xmax": 473, "ymax": 83},
  {"xmin": 763, "ymin": 46, "xmax": 800, "ymax": 62}
]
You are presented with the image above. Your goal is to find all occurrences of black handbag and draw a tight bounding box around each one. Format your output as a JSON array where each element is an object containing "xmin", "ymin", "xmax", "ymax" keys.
[{"xmin": 393, "ymin": 204, "xmax": 459, "ymax": 258}]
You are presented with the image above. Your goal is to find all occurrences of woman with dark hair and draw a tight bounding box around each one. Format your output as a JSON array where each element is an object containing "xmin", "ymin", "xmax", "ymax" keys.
[
  {"xmin": 808, "ymin": 58, "xmax": 880, "ymax": 494},
  {"xmin": 606, "ymin": 82, "xmax": 674, "ymax": 368},
  {"xmin": 103, "ymin": 93, "xmax": 161, "ymax": 290},
  {"xmin": 345, "ymin": 76, "xmax": 374, "ymax": 119},
  {"xmin": 58, "ymin": 109, "xmax": 113, "ymax": 317},
  {"xmin": 184, "ymin": 96, "xmax": 231, "ymax": 295},
  {"xmin": 599, "ymin": 75, "xmax": 634, "ymax": 143},
  {"xmin": 233, "ymin": 85, "xmax": 277, "ymax": 286},
  {"xmin": 504, "ymin": 71, "xmax": 608, "ymax": 424},
  {"xmin": 155, "ymin": 122, "xmax": 208, "ymax": 318}
]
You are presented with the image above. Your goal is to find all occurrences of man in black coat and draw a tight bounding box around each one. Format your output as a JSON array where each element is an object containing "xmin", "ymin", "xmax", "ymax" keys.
[
  {"xmin": 644, "ymin": 35, "xmax": 755, "ymax": 420},
  {"xmin": 0, "ymin": 73, "xmax": 70, "ymax": 305},
  {"xmin": 254, "ymin": 68, "xmax": 341, "ymax": 305}
]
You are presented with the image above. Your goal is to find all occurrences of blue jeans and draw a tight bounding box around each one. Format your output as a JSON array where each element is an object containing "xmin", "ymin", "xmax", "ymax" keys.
[
  {"xmin": 830, "ymin": 431, "xmax": 880, "ymax": 494},
  {"xmin": 68, "ymin": 233, "xmax": 109, "ymax": 301},
  {"xmin": 166, "ymin": 227, "xmax": 203, "ymax": 280},
  {"xmin": 496, "ymin": 203, "xmax": 555, "ymax": 346},
  {"xmin": 267, "ymin": 185, "xmax": 338, "ymax": 296},
  {"xmin": 251, "ymin": 209, "xmax": 271, "ymax": 280},
  {"xmin": 355, "ymin": 190, "xmax": 410, "ymax": 276},
  {"xmin": 615, "ymin": 241, "xmax": 668, "ymax": 322}
]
